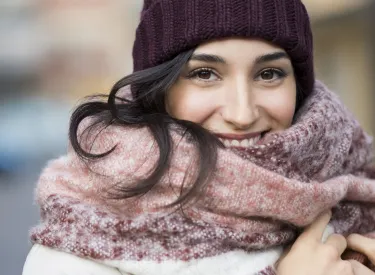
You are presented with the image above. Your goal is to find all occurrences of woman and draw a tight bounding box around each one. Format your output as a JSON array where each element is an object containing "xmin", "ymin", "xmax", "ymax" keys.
[{"xmin": 23, "ymin": 0, "xmax": 375, "ymax": 274}]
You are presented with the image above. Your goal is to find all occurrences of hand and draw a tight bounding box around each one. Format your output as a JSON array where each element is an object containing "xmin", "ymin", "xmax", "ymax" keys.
[
  {"xmin": 346, "ymin": 234, "xmax": 375, "ymax": 275},
  {"xmin": 276, "ymin": 211, "xmax": 354, "ymax": 275}
]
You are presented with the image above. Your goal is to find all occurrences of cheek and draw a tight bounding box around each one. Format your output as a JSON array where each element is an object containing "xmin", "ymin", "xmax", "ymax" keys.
[
  {"xmin": 166, "ymin": 85, "xmax": 217, "ymax": 123},
  {"xmin": 262, "ymin": 88, "xmax": 296, "ymax": 128}
]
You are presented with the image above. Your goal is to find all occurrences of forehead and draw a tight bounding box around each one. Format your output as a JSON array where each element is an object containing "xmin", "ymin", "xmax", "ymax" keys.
[{"xmin": 193, "ymin": 38, "xmax": 289, "ymax": 63}]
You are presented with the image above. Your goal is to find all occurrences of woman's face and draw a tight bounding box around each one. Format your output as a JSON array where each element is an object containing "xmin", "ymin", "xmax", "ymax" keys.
[{"xmin": 166, "ymin": 38, "xmax": 296, "ymax": 147}]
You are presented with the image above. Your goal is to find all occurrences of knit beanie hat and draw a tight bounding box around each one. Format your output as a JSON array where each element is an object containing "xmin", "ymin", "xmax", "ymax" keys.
[{"xmin": 132, "ymin": 0, "xmax": 314, "ymax": 95}]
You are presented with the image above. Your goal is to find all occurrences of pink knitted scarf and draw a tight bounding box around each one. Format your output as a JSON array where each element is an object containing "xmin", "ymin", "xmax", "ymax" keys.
[{"xmin": 31, "ymin": 81, "xmax": 375, "ymax": 274}]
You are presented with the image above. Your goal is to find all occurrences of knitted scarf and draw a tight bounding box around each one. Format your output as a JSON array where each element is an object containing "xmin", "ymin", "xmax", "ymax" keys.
[{"xmin": 30, "ymin": 81, "xmax": 375, "ymax": 275}]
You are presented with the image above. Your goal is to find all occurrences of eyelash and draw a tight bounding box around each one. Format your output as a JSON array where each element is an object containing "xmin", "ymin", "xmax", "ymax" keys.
[
  {"xmin": 255, "ymin": 68, "xmax": 287, "ymax": 82},
  {"xmin": 186, "ymin": 67, "xmax": 219, "ymax": 81},
  {"xmin": 186, "ymin": 67, "xmax": 287, "ymax": 83}
]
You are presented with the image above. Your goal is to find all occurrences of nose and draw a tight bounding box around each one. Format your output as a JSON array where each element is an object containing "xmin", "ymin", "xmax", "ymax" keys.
[{"xmin": 221, "ymin": 79, "xmax": 259, "ymax": 130}]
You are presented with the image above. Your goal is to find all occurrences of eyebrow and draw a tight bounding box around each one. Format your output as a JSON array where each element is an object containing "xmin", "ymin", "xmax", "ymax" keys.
[
  {"xmin": 254, "ymin": 52, "xmax": 289, "ymax": 64},
  {"xmin": 190, "ymin": 53, "xmax": 226, "ymax": 63},
  {"xmin": 189, "ymin": 51, "xmax": 289, "ymax": 65}
]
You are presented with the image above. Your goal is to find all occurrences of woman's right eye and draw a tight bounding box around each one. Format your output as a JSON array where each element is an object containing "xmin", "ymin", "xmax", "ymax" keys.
[
  {"xmin": 196, "ymin": 70, "xmax": 213, "ymax": 80},
  {"xmin": 187, "ymin": 68, "xmax": 220, "ymax": 82}
]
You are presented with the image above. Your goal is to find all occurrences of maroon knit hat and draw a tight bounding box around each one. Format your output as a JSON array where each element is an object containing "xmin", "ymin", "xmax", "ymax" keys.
[{"xmin": 133, "ymin": 0, "xmax": 314, "ymax": 95}]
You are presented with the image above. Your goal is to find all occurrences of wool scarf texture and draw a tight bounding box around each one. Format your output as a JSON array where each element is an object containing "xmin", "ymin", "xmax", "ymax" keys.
[{"xmin": 30, "ymin": 81, "xmax": 375, "ymax": 274}]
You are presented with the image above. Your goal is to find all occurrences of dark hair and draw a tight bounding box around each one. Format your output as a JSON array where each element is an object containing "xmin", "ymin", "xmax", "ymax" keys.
[
  {"xmin": 69, "ymin": 49, "xmax": 306, "ymax": 207},
  {"xmin": 69, "ymin": 48, "xmax": 224, "ymax": 207}
]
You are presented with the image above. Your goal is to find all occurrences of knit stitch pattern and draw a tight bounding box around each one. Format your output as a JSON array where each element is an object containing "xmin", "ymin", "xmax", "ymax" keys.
[{"xmin": 30, "ymin": 81, "xmax": 375, "ymax": 273}]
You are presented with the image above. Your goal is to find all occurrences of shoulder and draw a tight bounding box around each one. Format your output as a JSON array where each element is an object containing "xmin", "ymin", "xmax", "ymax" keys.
[{"xmin": 22, "ymin": 244, "xmax": 125, "ymax": 275}]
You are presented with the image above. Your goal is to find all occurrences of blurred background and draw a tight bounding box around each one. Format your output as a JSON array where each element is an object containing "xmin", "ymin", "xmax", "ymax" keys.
[{"xmin": 1, "ymin": 0, "xmax": 374, "ymax": 274}]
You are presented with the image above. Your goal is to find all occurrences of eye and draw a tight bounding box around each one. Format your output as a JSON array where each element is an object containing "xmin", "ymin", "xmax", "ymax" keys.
[
  {"xmin": 256, "ymin": 68, "xmax": 286, "ymax": 82},
  {"xmin": 187, "ymin": 68, "xmax": 220, "ymax": 82}
]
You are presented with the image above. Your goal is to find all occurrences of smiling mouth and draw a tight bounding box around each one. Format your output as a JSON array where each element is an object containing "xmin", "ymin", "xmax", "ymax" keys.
[{"xmin": 215, "ymin": 131, "xmax": 268, "ymax": 148}]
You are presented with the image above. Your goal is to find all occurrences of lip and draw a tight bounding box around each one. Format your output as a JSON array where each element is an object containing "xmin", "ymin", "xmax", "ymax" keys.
[{"xmin": 214, "ymin": 131, "xmax": 265, "ymax": 141}]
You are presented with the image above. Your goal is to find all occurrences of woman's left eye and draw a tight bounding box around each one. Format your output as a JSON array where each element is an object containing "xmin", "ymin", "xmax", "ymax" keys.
[{"xmin": 256, "ymin": 69, "xmax": 286, "ymax": 82}]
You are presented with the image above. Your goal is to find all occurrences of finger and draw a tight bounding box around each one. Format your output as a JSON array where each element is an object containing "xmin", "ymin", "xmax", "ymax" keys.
[
  {"xmin": 349, "ymin": 260, "xmax": 375, "ymax": 275},
  {"xmin": 337, "ymin": 260, "xmax": 355, "ymax": 275},
  {"xmin": 347, "ymin": 234, "xmax": 375, "ymax": 264},
  {"xmin": 301, "ymin": 211, "xmax": 332, "ymax": 241},
  {"xmin": 274, "ymin": 244, "xmax": 292, "ymax": 269},
  {"xmin": 325, "ymin": 234, "xmax": 348, "ymax": 256}
]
